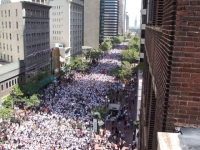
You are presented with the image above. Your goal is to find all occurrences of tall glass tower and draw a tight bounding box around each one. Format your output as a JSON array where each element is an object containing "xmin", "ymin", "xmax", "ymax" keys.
[{"xmin": 99, "ymin": 0, "xmax": 119, "ymax": 43}]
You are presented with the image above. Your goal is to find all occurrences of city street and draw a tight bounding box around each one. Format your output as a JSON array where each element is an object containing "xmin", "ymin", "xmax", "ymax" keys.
[{"xmin": 0, "ymin": 39, "xmax": 138, "ymax": 150}]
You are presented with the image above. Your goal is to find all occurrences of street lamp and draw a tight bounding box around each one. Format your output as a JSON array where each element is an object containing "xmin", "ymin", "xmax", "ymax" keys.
[
  {"xmin": 105, "ymin": 95, "xmax": 108, "ymax": 131},
  {"xmin": 10, "ymin": 90, "xmax": 16, "ymax": 119},
  {"xmin": 10, "ymin": 90, "xmax": 15, "ymax": 109}
]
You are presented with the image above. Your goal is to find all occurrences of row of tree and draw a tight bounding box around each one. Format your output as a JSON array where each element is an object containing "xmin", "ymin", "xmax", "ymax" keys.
[
  {"xmin": 0, "ymin": 85, "xmax": 40, "ymax": 118},
  {"xmin": 109, "ymin": 34, "xmax": 140, "ymax": 81}
]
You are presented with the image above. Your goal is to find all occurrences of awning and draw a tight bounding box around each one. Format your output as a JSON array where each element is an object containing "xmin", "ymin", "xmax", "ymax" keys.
[{"xmin": 60, "ymin": 56, "xmax": 65, "ymax": 62}]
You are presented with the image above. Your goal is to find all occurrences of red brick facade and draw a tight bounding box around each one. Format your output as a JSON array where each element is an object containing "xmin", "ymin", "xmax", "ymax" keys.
[{"xmin": 139, "ymin": 0, "xmax": 200, "ymax": 150}]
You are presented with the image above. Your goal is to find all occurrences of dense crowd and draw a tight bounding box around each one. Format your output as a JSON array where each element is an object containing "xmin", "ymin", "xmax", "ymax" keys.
[{"xmin": 0, "ymin": 46, "xmax": 137, "ymax": 150}]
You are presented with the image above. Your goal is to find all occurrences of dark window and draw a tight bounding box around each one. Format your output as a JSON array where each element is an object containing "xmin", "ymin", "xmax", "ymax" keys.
[
  {"xmin": 143, "ymin": 0, "xmax": 147, "ymax": 9},
  {"xmin": 140, "ymin": 44, "xmax": 145, "ymax": 53},
  {"xmin": 141, "ymin": 30, "xmax": 145, "ymax": 39},
  {"xmin": 142, "ymin": 15, "xmax": 147, "ymax": 24},
  {"xmin": 1, "ymin": 85, "xmax": 3, "ymax": 91},
  {"xmin": 6, "ymin": 83, "xmax": 8, "ymax": 89}
]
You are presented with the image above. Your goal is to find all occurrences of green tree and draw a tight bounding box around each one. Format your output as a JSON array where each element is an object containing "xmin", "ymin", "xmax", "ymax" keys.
[
  {"xmin": 0, "ymin": 107, "xmax": 11, "ymax": 118},
  {"xmin": 2, "ymin": 96, "xmax": 12, "ymax": 109},
  {"xmin": 136, "ymin": 62, "xmax": 144, "ymax": 71},
  {"xmin": 128, "ymin": 35, "xmax": 140, "ymax": 51},
  {"xmin": 121, "ymin": 49, "xmax": 139, "ymax": 64},
  {"xmin": 13, "ymin": 84, "xmax": 24, "ymax": 96},
  {"xmin": 24, "ymin": 94, "xmax": 40, "ymax": 109},
  {"xmin": 68, "ymin": 55, "xmax": 88, "ymax": 71}
]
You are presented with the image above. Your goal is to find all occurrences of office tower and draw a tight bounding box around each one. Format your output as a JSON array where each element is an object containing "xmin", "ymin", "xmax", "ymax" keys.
[
  {"xmin": 0, "ymin": 1, "xmax": 51, "ymax": 78},
  {"xmin": 139, "ymin": 0, "xmax": 200, "ymax": 150},
  {"xmin": 84, "ymin": 0, "xmax": 100, "ymax": 49},
  {"xmin": 47, "ymin": 0, "xmax": 84, "ymax": 56},
  {"xmin": 134, "ymin": 17, "xmax": 137, "ymax": 29},
  {"xmin": 99, "ymin": 0, "xmax": 119, "ymax": 43},
  {"xmin": 126, "ymin": 13, "xmax": 129, "ymax": 33},
  {"xmin": 118, "ymin": 0, "xmax": 123, "ymax": 36},
  {"xmin": 122, "ymin": 0, "xmax": 126, "ymax": 35}
]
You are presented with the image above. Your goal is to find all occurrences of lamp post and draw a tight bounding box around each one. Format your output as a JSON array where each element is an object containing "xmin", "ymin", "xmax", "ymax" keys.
[
  {"xmin": 10, "ymin": 90, "xmax": 16, "ymax": 119},
  {"xmin": 105, "ymin": 95, "xmax": 108, "ymax": 131},
  {"xmin": 10, "ymin": 90, "xmax": 15, "ymax": 109}
]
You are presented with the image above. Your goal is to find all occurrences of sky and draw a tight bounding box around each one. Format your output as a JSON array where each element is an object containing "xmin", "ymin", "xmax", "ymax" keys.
[{"xmin": 126, "ymin": 0, "xmax": 141, "ymax": 28}]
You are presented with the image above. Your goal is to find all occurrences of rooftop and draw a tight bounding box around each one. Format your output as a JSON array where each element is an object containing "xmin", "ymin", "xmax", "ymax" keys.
[
  {"xmin": 157, "ymin": 127, "xmax": 200, "ymax": 150},
  {"xmin": 0, "ymin": 60, "xmax": 25, "ymax": 75}
]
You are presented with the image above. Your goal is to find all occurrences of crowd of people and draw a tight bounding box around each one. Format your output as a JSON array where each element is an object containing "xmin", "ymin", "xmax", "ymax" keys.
[{"xmin": 0, "ymin": 43, "xmax": 138, "ymax": 150}]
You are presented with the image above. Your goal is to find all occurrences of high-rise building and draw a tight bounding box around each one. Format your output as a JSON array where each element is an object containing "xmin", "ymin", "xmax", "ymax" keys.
[
  {"xmin": 1, "ymin": 0, "xmax": 84, "ymax": 57},
  {"xmin": 0, "ymin": 1, "xmax": 51, "ymax": 79},
  {"xmin": 126, "ymin": 13, "xmax": 129, "ymax": 33},
  {"xmin": 84, "ymin": 0, "xmax": 100, "ymax": 49},
  {"xmin": 118, "ymin": 0, "xmax": 123, "ymax": 36},
  {"xmin": 47, "ymin": 0, "xmax": 84, "ymax": 56},
  {"xmin": 134, "ymin": 17, "xmax": 137, "ymax": 29},
  {"xmin": 122, "ymin": 0, "xmax": 126, "ymax": 35},
  {"xmin": 139, "ymin": 0, "xmax": 200, "ymax": 150},
  {"xmin": 99, "ymin": 0, "xmax": 119, "ymax": 43}
]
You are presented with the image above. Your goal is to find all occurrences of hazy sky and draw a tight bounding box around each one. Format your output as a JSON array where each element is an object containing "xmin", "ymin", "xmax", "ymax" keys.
[{"xmin": 126, "ymin": 0, "xmax": 141, "ymax": 27}]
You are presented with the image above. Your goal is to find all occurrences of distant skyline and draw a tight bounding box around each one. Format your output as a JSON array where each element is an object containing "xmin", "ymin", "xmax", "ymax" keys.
[
  {"xmin": 126, "ymin": 0, "xmax": 141, "ymax": 28},
  {"xmin": 0, "ymin": 0, "xmax": 142, "ymax": 27}
]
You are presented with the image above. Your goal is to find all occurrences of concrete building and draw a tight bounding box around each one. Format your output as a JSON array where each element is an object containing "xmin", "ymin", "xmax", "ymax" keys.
[
  {"xmin": 84, "ymin": 0, "xmax": 100, "ymax": 49},
  {"xmin": 122, "ymin": 0, "xmax": 126, "ymax": 35},
  {"xmin": 0, "ymin": 1, "xmax": 51, "ymax": 79},
  {"xmin": 99, "ymin": 0, "xmax": 119, "ymax": 43},
  {"xmin": 0, "ymin": 60, "xmax": 25, "ymax": 103},
  {"xmin": 118, "ymin": 0, "xmax": 123, "ymax": 36},
  {"xmin": 47, "ymin": 0, "xmax": 84, "ymax": 56},
  {"xmin": 139, "ymin": 0, "xmax": 200, "ymax": 150},
  {"xmin": 125, "ymin": 13, "xmax": 129, "ymax": 33},
  {"xmin": 139, "ymin": 0, "xmax": 147, "ymax": 62}
]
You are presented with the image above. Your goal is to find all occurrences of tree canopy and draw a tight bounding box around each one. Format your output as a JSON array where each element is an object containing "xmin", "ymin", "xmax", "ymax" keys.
[
  {"xmin": 66, "ymin": 55, "xmax": 88, "ymax": 72},
  {"xmin": 99, "ymin": 39, "xmax": 112, "ymax": 51},
  {"xmin": 85, "ymin": 49, "xmax": 103, "ymax": 61},
  {"xmin": 121, "ymin": 48, "xmax": 139, "ymax": 64},
  {"xmin": 128, "ymin": 35, "xmax": 140, "ymax": 50}
]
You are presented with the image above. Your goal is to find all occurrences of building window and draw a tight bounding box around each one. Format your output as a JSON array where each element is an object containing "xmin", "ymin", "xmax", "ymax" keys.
[
  {"xmin": 141, "ymin": 30, "xmax": 145, "ymax": 39},
  {"xmin": 1, "ymin": 84, "xmax": 3, "ymax": 91},
  {"xmin": 10, "ymin": 33, "xmax": 11, "ymax": 40},
  {"xmin": 12, "ymin": 80, "xmax": 14, "ymax": 85},
  {"xmin": 17, "ymin": 34, "xmax": 19, "ymax": 41},
  {"xmin": 9, "ymin": 81, "xmax": 11, "ymax": 87},
  {"xmin": 16, "ymin": 22, "xmax": 18, "ymax": 28},
  {"xmin": 8, "ymin": 10, "xmax": 10, "ymax": 16},
  {"xmin": 17, "ymin": 46, "xmax": 19, "ymax": 53},
  {"xmin": 16, "ymin": 9, "xmax": 18, "ymax": 16},
  {"xmin": 11, "ymin": 56, "xmax": 13, "ymax": 61},
  {"xmin": 6, "ymin": 83, "xmax": 8, "ymax": 89},
  {"xmin": 142, "ymin": 15, "xmax": 147, "ymax": 24},
  {"xmin": 142, "ymin": 0, "xmax": 147, "ymax": 9},
  {"xmin": 7, "ymin": 55, "xmax": 9, "ymax": 61},
  {"xmin": 9, "ymin": 22, "xmax": 11, "ymax": 28},
  {"xmin": 140, "ymin": 44, "xmax": 145, "ymax": 53},
  {"xmin": 10, "ymin": 44, "xmax": 12, "ymax": 51}
]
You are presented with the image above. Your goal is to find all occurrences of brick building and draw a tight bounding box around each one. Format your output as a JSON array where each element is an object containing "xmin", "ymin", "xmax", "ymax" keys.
[{"xmin": 139, "ymin": 0, "xmax": 200, "ymax": 150}]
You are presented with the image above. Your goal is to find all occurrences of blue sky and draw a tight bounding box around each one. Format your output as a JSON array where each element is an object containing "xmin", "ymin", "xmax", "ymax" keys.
[{"xmin": 126, "ymin": 0, "xmax": 141, "ymax": 27}]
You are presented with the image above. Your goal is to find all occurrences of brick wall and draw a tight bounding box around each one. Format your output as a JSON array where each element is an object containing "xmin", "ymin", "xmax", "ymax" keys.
[
  {"xmin": 140, "ymin": 0, "xmax": 200, "ymax": 150},
  {"xmin": 168, "ymin": 0, "xmax": 200, "ymax": 129}
]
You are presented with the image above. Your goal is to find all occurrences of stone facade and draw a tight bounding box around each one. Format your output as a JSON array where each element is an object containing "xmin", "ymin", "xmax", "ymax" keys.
[
  {"xmin": 84, "ymin": 0, "xmax": 100, "ymax": 49},
  {"xmin": 0, "ymin": 2, "xmax": 51, "ymax": 79}
]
